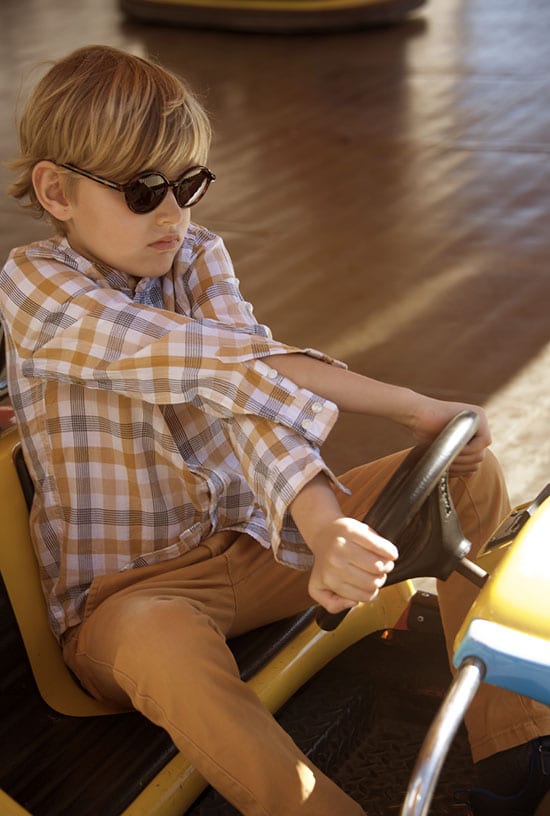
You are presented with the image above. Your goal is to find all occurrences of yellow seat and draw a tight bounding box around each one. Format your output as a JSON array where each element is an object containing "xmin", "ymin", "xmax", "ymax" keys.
[{"xmin": 0, "ymin": 427, "xmax": 117, "ymax": 715}]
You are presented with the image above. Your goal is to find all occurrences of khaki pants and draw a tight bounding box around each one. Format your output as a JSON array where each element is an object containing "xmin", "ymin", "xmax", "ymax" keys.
[{"xmin": 63, "ymin": 450, "xmax": 550, "ymax": 815}]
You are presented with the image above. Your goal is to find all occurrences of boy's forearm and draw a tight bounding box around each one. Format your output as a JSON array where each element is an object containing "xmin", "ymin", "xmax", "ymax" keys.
[
  {"xmin": 269, "ymin": 353, "xmax": 420, "ymax": 427},
  {"xmin": 288, "ymin": 472, "xmax": 342, "ymax": 552},
  {"xmin": 270, "ymin": 353, "xmax": 492, "ymax": 477}
]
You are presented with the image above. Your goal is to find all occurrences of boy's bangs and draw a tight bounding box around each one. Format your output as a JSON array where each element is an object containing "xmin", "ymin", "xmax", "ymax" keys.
[
  {"xmin": 144, "ymin": 106, "xmax": 209, "ymax": 178},
  {"xmin": 94, "ymin": 74, "xmax": 211, "ymax": 183},
  {"xmin": 110, "ymin": 128, "xmax": 206, "ymax": 183}
]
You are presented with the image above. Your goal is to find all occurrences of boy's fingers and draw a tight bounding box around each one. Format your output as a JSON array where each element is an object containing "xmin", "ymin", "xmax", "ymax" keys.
[
  {"xmin": 310, "ymin": 581, "xmax": 382, "ymax": 612},
  {"xmin": 450, "ymin": 451, "xmax": 486, "ymax": 475},
  {"xmin": 333, "ymin": 541, "xmax": 396, "ymax": 582},
  {"xmin": 450, "ymin": 441, "xmax": 488, "ymax": 475},
  {"xmin": 463, "ymin": 440, "xmax": 488, "ymax": 456},
  {"xmin": 343, "ymin": 522, "xmax": 399, "ymax": 561},
  {"xmin": 309, "ymin": 518, "xmax": 400, "ymax": 611},
  {"xmin": 331, "ymin": 559, "xmax": 392, "ymax": 591},
  {"xmin": 311, "ymin": 588, "xmax": 358, "ymax": 614},
  {"xmin": 467, "ymin": 425, "xmax": 491, "ymax": 449},
  {"xmin": 317, "ymin": 552, "xmax": 395, "ymax": 605}
]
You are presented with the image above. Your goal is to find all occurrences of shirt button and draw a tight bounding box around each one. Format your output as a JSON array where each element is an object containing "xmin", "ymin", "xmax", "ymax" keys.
[
  {"xmin": 311, "ymin": 402, "xmax": 323, "ymax": 413},
  {"xmin": 301, "ymin": 419, "xmax": 312, "ymax": 430},
  {"xmin": 267, "ymin": 368, "xmax": 277, "ymax": 380}
]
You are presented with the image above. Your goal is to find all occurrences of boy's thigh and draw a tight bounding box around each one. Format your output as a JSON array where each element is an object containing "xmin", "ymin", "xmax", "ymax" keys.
[
  {"xmin": 64, "ymin": 579, "xmax": 238, "ymax": 707},
  {"xmin": 226, "ymin": 536, "xmax": 313, "ymax": 638},
  {"xmin": 447, "ymin": 449, "xmax": 510, "ymax": 554},
  {"xmin": 65, "ymin": 536, "xmax": 312, "ymax": 703}
]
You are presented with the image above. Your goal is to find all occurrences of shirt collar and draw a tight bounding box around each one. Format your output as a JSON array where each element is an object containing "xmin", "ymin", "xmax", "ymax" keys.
[{"xmin": 54, "ymin": 236, "xmax": 157, "ymax": 297}]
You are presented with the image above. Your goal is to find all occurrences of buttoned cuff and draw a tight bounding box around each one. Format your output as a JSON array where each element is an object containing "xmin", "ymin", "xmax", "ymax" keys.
[{"xmin": 251, "ymin": 357, "xmax": 340, "ymax": 448}]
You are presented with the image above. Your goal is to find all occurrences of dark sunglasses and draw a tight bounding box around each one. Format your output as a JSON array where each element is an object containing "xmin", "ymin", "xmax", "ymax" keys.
[{"xmin": 60, "ymin": 163, "xmax": 215, "ymax": 214}]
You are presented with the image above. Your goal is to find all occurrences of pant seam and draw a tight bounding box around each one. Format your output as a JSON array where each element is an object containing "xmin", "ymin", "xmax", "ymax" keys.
[{"xmin": 454, "ymin": 475, "xmax": 483, "ymax": 545}]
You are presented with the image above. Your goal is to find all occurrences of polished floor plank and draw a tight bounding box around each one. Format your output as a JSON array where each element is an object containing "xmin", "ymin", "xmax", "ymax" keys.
[{"xmin": 1, "ymin": 0, "xmax": 549, "ymax": 504}]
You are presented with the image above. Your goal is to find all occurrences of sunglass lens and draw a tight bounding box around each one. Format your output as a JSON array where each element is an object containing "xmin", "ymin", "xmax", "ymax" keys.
[
  {"xmin": 175, "ymin": 169, "xmax": 211, "ymax": 208},
  {"xmin": 125, "ymin": 175, "xmax": 167, "ymax": 214}
]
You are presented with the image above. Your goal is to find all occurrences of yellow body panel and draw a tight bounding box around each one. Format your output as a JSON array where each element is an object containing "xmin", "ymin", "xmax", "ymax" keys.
[
  {"xmin": 456, "ymin": 497, "xmax": 550, "ymax": 650},
  {"xmin": 0, "ymin": 790, "xmax": 31, "ymax": 816}
]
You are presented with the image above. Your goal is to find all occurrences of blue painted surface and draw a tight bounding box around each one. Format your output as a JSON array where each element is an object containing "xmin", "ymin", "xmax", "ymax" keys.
[{"xmin": 454, "ymin": 618, "xmax": 550, "ymax": 706}]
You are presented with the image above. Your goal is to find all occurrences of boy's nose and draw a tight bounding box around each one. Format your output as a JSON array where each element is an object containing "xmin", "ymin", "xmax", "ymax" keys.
[{"xmin": 155, "ymin": 190, "xmax": 183, "ymax": 224}]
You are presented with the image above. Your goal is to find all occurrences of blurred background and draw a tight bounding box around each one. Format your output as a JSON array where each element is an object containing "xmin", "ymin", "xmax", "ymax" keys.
[{"xmin": 1, "ymin": 0, "xmax": 549, "ymax": 506}]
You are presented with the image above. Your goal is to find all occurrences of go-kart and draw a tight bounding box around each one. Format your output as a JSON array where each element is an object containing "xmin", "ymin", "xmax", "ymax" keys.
[
  {"xmin": 318, "ymin": 413, "xmax": 550, "ymax": 815},
  {"xmin": 0, "ymin": 409, "xmax": 548, "ymax": 816},
  {"xmin": 399, "ymin": 451, "xmax": 550, "ymax": 815}
]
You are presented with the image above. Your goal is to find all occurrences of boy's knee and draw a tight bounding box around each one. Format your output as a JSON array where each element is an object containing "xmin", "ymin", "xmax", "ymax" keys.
[
  {"xmin": 480, "ymin": 447, "xmax": 506, "ymax": 483},
  {"xmin": 451, "ymin": 448, "xmax": 507, "ymax": 504},
  {"xmin": 80, "ymin": 591, "xmax": 206, "ymax": 661},
  {"xmin": 449, "ymin": 448, "xmax": 511, "ymax": 555},
  {"xmin": 110, "ymin": 591, "xmax": 222, "ymax": 644}
]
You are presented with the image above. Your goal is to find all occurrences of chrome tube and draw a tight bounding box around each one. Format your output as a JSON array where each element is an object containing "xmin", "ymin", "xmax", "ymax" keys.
[{"xmin": 400, "ymin": 657, "xmax": 485, "ymax": 816}]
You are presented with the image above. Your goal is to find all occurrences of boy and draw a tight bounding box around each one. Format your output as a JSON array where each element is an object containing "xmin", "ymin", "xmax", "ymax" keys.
[{"xmin": 1, "ymin": 45, "xmax": 549, "ymax": 815}]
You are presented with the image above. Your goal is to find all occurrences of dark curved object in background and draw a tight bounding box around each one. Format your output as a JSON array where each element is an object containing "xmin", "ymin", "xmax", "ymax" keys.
[{"xmin": 120, "ymin": 0, "xmax": 426, "ymax": 34}]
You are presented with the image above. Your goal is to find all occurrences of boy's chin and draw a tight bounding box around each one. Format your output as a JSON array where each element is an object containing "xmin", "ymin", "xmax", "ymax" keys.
[
  {"xmin": 137, "ymin": 256, "xmax": 177, "ymax": 278},
  {"xmin": 149, "ymin": 260, "xmax": 176, "ymax": 278}
]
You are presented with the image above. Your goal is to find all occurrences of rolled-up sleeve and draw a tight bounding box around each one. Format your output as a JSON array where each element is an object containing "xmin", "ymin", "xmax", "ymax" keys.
[{"xmin": 227, "ymin": 360, "xmax": 343, "ymax": 562}]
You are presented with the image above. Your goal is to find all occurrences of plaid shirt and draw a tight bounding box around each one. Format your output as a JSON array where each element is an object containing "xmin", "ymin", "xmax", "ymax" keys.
[{"xmin": 0, "ymin": 224, "xmax": 343, "ymax": 640}]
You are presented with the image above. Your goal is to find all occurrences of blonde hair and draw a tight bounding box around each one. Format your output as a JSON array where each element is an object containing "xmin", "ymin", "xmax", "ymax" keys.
[{"xmin": 8, "ymin": 45, "xmax": 212, "ymax": 233}]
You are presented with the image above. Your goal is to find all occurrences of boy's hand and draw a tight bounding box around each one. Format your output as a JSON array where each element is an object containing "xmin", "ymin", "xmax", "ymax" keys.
[
  {"xmin": 408, "ymin": 396, "xmax": 491, "ymax": 477},
  {"xmin": 307, "ymin": 517, "xmax": 398, "ymax": 613},
  {"xmin": 290, "ymin": 474, "xmax": 398, "ymax": 613}
]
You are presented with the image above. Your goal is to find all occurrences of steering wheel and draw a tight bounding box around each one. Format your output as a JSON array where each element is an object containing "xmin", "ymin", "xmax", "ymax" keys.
[{"xmin": 316, "ymin": 410, "xmax": 488, "ymax": 631}]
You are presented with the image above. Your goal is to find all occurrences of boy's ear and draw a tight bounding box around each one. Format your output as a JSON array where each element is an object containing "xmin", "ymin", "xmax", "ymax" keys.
[{"xmin": 32, "ymin": 161, "xmax": 74, "ymax": 222}]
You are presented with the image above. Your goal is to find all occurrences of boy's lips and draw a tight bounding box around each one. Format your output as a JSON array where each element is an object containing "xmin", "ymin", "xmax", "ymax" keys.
[{"xmin": 148, "ymin": 235, "xmax": 181, "ymax": 251}]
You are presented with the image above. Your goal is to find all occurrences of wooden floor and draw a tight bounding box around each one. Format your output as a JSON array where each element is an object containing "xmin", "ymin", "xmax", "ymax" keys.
[
  {"xmin": 0, "ymin": 3, "xmax": 549, "ymax": 815},
  {"xmin": 1, "ymin": 0, "xmax": 549, "ymax": 505}
]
